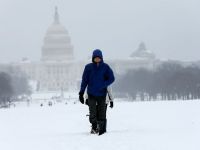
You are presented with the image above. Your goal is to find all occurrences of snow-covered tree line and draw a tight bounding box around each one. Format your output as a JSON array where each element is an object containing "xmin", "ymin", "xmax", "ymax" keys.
[
  {"xmin": 115, "ymin": 61, "xmax": 200, "ymax": 101},
  {"xmin": 0, "ymin": 71, "xmax": 31, "ymax": 107}
]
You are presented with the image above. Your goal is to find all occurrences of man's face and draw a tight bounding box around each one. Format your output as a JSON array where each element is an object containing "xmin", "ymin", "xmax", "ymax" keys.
[{"xmin": 94, "ymin": 57, "xmax": 101, "ymax": 63}]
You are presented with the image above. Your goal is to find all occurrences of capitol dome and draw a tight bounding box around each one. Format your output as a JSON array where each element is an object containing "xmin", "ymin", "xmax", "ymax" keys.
[
  {"xmin": 130, "ymin": 42, "xmax": 156, "ymax": 59},
  {"xmin": 41, "ymin": 7, "xmax": 74, "ymax": 62}
]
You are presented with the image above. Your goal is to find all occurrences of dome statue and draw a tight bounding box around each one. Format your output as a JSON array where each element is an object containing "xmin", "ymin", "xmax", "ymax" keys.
[
  {"xmin": 41, "ymin": 7, "xmax": 74, "ymax": 62},
  {"xmin": 130, "ymin": 42, "xmax": 156, "ymax": 59}
]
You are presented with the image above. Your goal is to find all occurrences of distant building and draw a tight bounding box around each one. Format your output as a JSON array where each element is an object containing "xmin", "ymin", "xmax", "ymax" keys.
[
  {"xmin": 130, "ymin": 42, "xmax": 156, "ymax": 59},
  {"xmin": 109, "ymin": 42, "xmax": 158, "ymax": 75},
  {"xmin": 7, "ymin": 7, "xmax": 78, "ymax": 92},
  {"xmin": 41, "ymin": 7, "xmax": 74, "ymax": 62},
  {"xmin": 0, "ymin": 7, "xmax": 159, "ymax": 92}
]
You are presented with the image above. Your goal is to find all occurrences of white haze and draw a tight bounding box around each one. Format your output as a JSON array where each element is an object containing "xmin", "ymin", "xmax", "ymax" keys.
[{"xmin": 0, "ymin": 0, "xmax": 200, "ymax": 62}]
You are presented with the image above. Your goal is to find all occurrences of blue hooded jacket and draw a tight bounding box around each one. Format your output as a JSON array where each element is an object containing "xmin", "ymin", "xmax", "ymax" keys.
[{"xmin": 80, "ymin": 49, "xmax": 115, "ymax": 96}]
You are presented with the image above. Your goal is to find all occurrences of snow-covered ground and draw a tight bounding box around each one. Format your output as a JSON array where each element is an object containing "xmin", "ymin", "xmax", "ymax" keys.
[{"xmin": 0, "ymin": 100, "xmax": 199, "ymax": 150}]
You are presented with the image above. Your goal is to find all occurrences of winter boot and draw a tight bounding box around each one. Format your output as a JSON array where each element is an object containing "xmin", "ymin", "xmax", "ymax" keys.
[
  {"xmin": 98, "ymin": 120, "xmax": 106, "ymax": 135},
  {"xmin": 90, "ymin": 123, "xmax": 98, "ymax": 134},
  {"xmin": 103, "ymin": 119, "xmax": 107, "ymax": 133}
]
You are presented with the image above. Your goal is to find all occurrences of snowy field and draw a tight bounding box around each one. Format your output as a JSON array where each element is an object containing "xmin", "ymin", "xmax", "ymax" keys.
[{"xmin": 0, "ymin": 100, "xmax": 199, "ymax": 150}]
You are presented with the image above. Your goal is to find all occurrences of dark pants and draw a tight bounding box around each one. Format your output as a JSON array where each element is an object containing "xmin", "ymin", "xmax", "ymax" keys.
[
  {"xmin": 96, "ymin": 104, "xmax": 107, "ymax": 121},
  {"xmin": 88, "ymin": 94, "xmax": 107, "ymax": 131}
]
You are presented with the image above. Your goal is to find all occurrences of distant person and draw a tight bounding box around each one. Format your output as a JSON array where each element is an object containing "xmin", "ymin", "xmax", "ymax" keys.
[
  {"xmin": 79, "ymin": 49, "xmax": 115, "ymax": 135},
  {"xmin": 48, "ymin": 101, "xmax": 53, "ymax": 106}
]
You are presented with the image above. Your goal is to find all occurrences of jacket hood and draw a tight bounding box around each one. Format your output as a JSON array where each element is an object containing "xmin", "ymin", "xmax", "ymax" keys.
[{"xmin": 92, "ymin": 49, "xmax": 103, "ymax": 63}]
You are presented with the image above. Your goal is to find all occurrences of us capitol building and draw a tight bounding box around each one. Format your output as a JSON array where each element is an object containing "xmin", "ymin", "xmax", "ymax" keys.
[{"xmin": 0, "ymin": 8, "xmax": 159, "ymax": 92}]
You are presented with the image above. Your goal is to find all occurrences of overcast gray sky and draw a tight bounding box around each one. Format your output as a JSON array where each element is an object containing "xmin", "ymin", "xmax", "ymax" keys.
[{"xmin": 0, "ymin": 0, "xmax": 200, "ymax": 62}]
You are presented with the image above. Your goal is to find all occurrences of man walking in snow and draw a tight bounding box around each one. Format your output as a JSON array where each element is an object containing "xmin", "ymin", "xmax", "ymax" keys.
[{"xmin": 79, "ymin": 49, "xmax": 115, "ymax": 135}]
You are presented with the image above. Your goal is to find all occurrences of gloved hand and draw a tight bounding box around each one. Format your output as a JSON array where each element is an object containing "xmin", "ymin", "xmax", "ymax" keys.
[
  {"xmin": 109, "ymin": 101, "xmax": 114, "ymax": 108},
  {"xmin": 79, "ymin": 92, "xmax": 84, "ymax": 104},
  {"xmin": 85, "ymin": 99, "xmax": 89, "ymax": 105}
]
